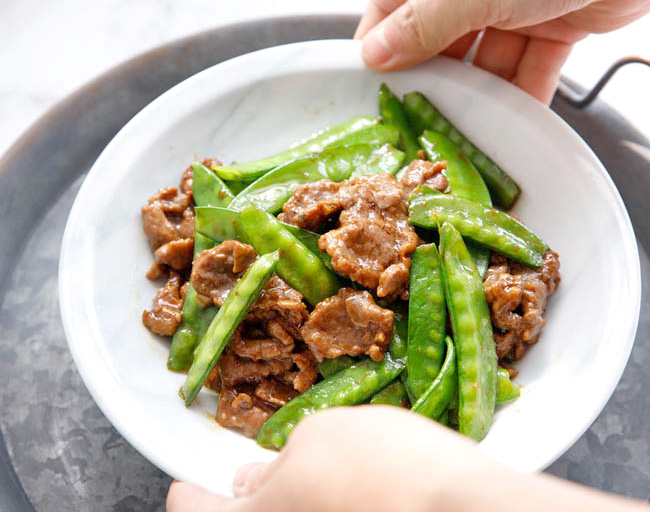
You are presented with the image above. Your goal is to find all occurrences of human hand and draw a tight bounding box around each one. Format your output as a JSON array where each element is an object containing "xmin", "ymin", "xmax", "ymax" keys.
[
  {"xmin": 167, "ymin": 405, "xmax": 649, "ymax": 512},
  {"xmin": 355, "ymin": 0, "xmax": 650, "ymax": 104},
  {"xmin": 167, "ymin": 405, "xmax": 498, "ymax": 512}
]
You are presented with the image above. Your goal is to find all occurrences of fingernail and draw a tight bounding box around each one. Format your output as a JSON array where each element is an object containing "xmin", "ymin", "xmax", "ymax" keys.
[
  {"xmin": 233, "ymin": 462, "xmax": 267, "ymax": 497},
  {"xmin": 362, "ymin": 26, "xmax": 393, "ymax": 66}
]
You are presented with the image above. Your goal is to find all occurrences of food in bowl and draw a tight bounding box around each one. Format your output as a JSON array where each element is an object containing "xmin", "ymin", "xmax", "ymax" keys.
[{"xmin": 140, "ymin": 84, "xmax": 560, "ymax": 449}]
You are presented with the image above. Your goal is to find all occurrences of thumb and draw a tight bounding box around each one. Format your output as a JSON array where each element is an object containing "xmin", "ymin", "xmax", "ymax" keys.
[{"xmin": 361, "ymin": 0, "xmax": 496, "ymax": 70}]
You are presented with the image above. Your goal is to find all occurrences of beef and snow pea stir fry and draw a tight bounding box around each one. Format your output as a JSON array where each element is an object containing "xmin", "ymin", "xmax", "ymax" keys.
[{"xmin": 141, "ymin": 85, "xmax": 560, "ymax": 447}]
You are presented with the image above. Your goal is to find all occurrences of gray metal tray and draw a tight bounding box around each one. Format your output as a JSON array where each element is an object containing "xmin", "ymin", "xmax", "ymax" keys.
[{"xmin": 0, "ymin": 15, "xmax": 648, "ymax": 512}]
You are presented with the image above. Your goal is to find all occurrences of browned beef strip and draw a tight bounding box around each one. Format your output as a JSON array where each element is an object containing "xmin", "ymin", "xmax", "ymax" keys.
[
  {"xmin": 141, "ymin": 186, "xmax": 194, "ymax": 249},
  {"xmin": 142, "ymin": 271, "xmax": 184, "ymax": 336},
  {"xmin": 230, "ymin": 326, "xmax": 295, "ymax": 360},
  {"xmin": 154, "ymin": 238, "xmax": 194, "ymax": 272},
  {"xmin": 145, "ymin": 261, "xmax": 167, "ymax": 280},
  {"xmin": 301, "ymin": 288, "xmax": 394, "ymax": 362},
  {"xmin": 399, "ymin": 159, "xmax": 448, "ymax": 197},
  {"xmin": 319, "ymin": 174, "xmax": 418, "ymax": 299},
  {"xmin": 254, "ymin": 378, "xmax": 298, "ymax": 407},
  {"xmin": 218, "ymin": 353, "xmax": 294, "ymax": 387},
  {"xmin": 484, "ymin": 251, "xmax": 560, "ymax": 362},
  {"xmin": 278, "ymin": 179, "xmax": 343, "ymax": 230},
  {"xmin": 247, "ymin": 275, "xmax": 309, "ymax": 330},
  {"xmin": 284, "ymin": 350, "xmax": 319, "ymax": 392},
  {"xmin": 216, "ymin": 386, "xmax": 277, "ymax": 438},
  {"xmin": 205, "ymin": 365, "xmax": 221, "ymax": 392},
  {"xmin": 190, "ymin": 240, "xmax": 257, "ymax": 306}
]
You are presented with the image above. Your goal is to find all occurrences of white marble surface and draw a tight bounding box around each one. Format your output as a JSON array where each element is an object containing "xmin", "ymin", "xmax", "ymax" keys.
[{"xmin": 0, "ymin": 0, "xmax": 649, "ymax": 160}]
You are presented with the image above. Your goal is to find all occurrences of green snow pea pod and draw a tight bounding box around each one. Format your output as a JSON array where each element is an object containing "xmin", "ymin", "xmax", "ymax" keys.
[
  {"xmin": 439, "ymin": 222, "xmax": 497, "ymax": 441},
  {"xmin": 327, "ymin": 124, "xmax": 400, "ymax": 149},
  {"xmin": 181, "ymin": 251, "xmax": 279, "ymax": 406},
  {"xmin": 195, "ymin": 206, "xmax": 244, "ymax": 243},
  {"xmin": 213, "ymin": 116, "xmax": 380, "ymax": 181},
  {"xmin": 317, "ymin": 356, "xmax": 356, "ymax": 378},
  {"xmin": 419, "ymin": 130, "xmax": 491, "ymax": 276},
  {"xmin": 386, "ymin": 301, "xmax": 415, "ymax": 402},
  {"xmin": 407, "ymin": 243, "xmax": 447, "ymax": 399},
  {"xmin": 409, "ymin": 192, "xmax": 548, "ymax": 268},
  {"xmin": 167, "ymin": 232, "xmax": 218, "ymax": 372},
  {"xmin": 349, "ymin": 144, "xmax": 405, "ymax": 177},
  {"xmin": 412, "ymin": 337, "xmax": 457, "ymax": 420},
  {"xmin": 448, "ymin": 368, "xmax": 520, "ymax": 408},
  {"xmin": 167, "ymin": 163, "xmax": 235, "ymax": 372},
  {"xmin": 257, "ymin": 352, "xmax": 405, "ymax": 450},
  {"xmin": 195, "ymin": 206, "xmax": 334, "ymax": 271},
  {"xmin": 239, "ymin": 205, "xmax": 340, "ymax": 305},
  {"xmin": 228, "ymin": 144, "xmax": 389, "ymax": 214},
  {"xmin": 369, "ymin": 379, "xmax": 410, "ymax": 407},
  {"xmin": 497, "ymin": 368, "xmax": 520, "ymax": 403},
  {"xmin": 191, "ymin": 162, "xmax": 235, "ymax": 207},
  {"xmin": 403, "ymin": 91, "xmax": 520, "ymax": 209},
  {"xmin": 379, "ymin": 83, "xmax": 419, "ymax": 164}
]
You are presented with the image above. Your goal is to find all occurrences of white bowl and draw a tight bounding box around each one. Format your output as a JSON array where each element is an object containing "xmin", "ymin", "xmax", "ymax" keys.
[{"xmin": 59, "ymin": 39, "xmax": 641, "ymax": 495}]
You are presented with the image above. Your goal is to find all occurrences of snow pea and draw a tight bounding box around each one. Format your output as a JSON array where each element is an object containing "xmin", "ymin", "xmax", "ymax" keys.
[
  {"xmin": 439, "ymin": 222, "xmax": 497, "ymax": 441},
  {"xmin": 194, "ymin": 206, "xmax": 243, "ymax": 243},
  {"xmin": 407, "ymin": 243, "xmax": 447, "ymax": 399},
  {"xmin": 419, "ymin": 130, "xmax": 491, "ymax": 276},
  {"xmin": 167, "ymin": 233, "xmax": 218, "ymax": 372},
  {"xmin": 409, "ymin": 192, "xmax": 548, "ymax": 268},
  {"xmin": 167, "ymin": 164, "xmax": 234, "ymax": 372},
  {"xmin": 317, "ymin": 356, "xmax": 356, "ymax": 378},
  {"xmin": 349, "ymin": 144, "xmax": 405, "ymax": 177},
  {"xmin": 448, "ymin": 368, "xmax": 519, "ymax": 408},
  {"xmin": 327, "ymin": 124, "xmax": 400, "ymax": 149},
  {"xmin": 412, "ymin": 337, "xmax": 457, "ymax": 420},
  {"xmin": 228, "ymin": 144, "xmax": 392, "ymax": 214},
  {"xmin": 403, "ymin": 91, "xmax": 520, "ymax": 209},
  {"xmin": 213, "ymin": 116, "xmax": 380, "ymax": 181},
  {"xmin": 497, "ymin": 368, "xmax": 520, "ymax": 403},
  {"xmin": 379, "ymin": 83, "xmax": 419, "ymax": 164},
  {"xmin": 257, "ymin": 352, "xmax": 405, "ymax": 450},
  {"xmin": 239, "ymin": 205, "xmax": 340, "ymax": 305},
  {"xmin": 191, "ymin": 162, "xmax": 235, "ymax": 207},
  {"xmin": 369, "ymin": 379, "xmax": 409, "ymax": 407},
  {"xmin": 181, "ymin": 251, "xmax": 279, "ymax": 406}
]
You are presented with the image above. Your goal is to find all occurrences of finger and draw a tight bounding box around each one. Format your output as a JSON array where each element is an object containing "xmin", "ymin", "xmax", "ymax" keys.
[
  {"xmin": 232, "ymin": 462, "xmax": 271, "ymax": 498},
  {"xmin": 441, "ymin": 31, "xmax": 480, "ymax": 60},
  {"xmin": 166, "ymin": 481, "xmax": 231, "ymax": 512},
  {"xmin": 360, "ymin": 0, "xmax": 495, "ymax": 70},
  {"xmin": 354, "ymin": 0, "xmax": 406, "ymax": 39},
  {"xmin": 472, "ymin": 28, "xmax": 528, "ymax": 81},
  {"xmin": 512, "ymin": 38, "xmax": 573, "ymax": 105}
]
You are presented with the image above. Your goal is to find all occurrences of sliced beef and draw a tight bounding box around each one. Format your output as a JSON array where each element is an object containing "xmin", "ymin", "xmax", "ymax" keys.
[
  {"xmin": 254, "ymin": 378, "xmax": 298, "ymax": 407},
  {"xmin": 190, "ymin": 240, "xmax": 257, "ymax": 306},
  {"xmin": 154, "ymin": 238, "xmax": 194, "ymax": 272},
  {"xmin": 205, "ymin": 366, "xmax": 221, "ymax": 392},
  {"xmin": 278, "ymin": 179, "xmax": 343, "ymax": 230},
  {"xmin": 399, "ymin": 159, "xmax": 448, "ymax": 197},
  {"xmin": 283, "ymin": 350, "xmax": 319, "ymax": 392},
  {"xmin": 247, "ymin": 275, "xmax": 309, "ymax": 331},
  {"xmin": 216, "ymin": 386, "xmax": 276, "ymax": 438},
  {"xmin": 142, "ymin": 271, "xmax": 184, "ymax": 336},
  {"xmin": 301, "ymin": 288, "xmax": 394, "ymax": 362},
  {"xmin": 230, "ymin": 326, "xmax": 294, "ymax": 360},
  {"xmin": 141, "ymin": 186, "xmax": 194, "ymax": 249},
  {"xmin": 319, "ymin": 174, "xmax": 418, "ymax": 298},
  {"xmin": 484, "ymin": 251, "xmax": 561, "ymax": 362},
  {"xmin": 218, "ymin": 353, "xmax": 294, "ymax": 387}
]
